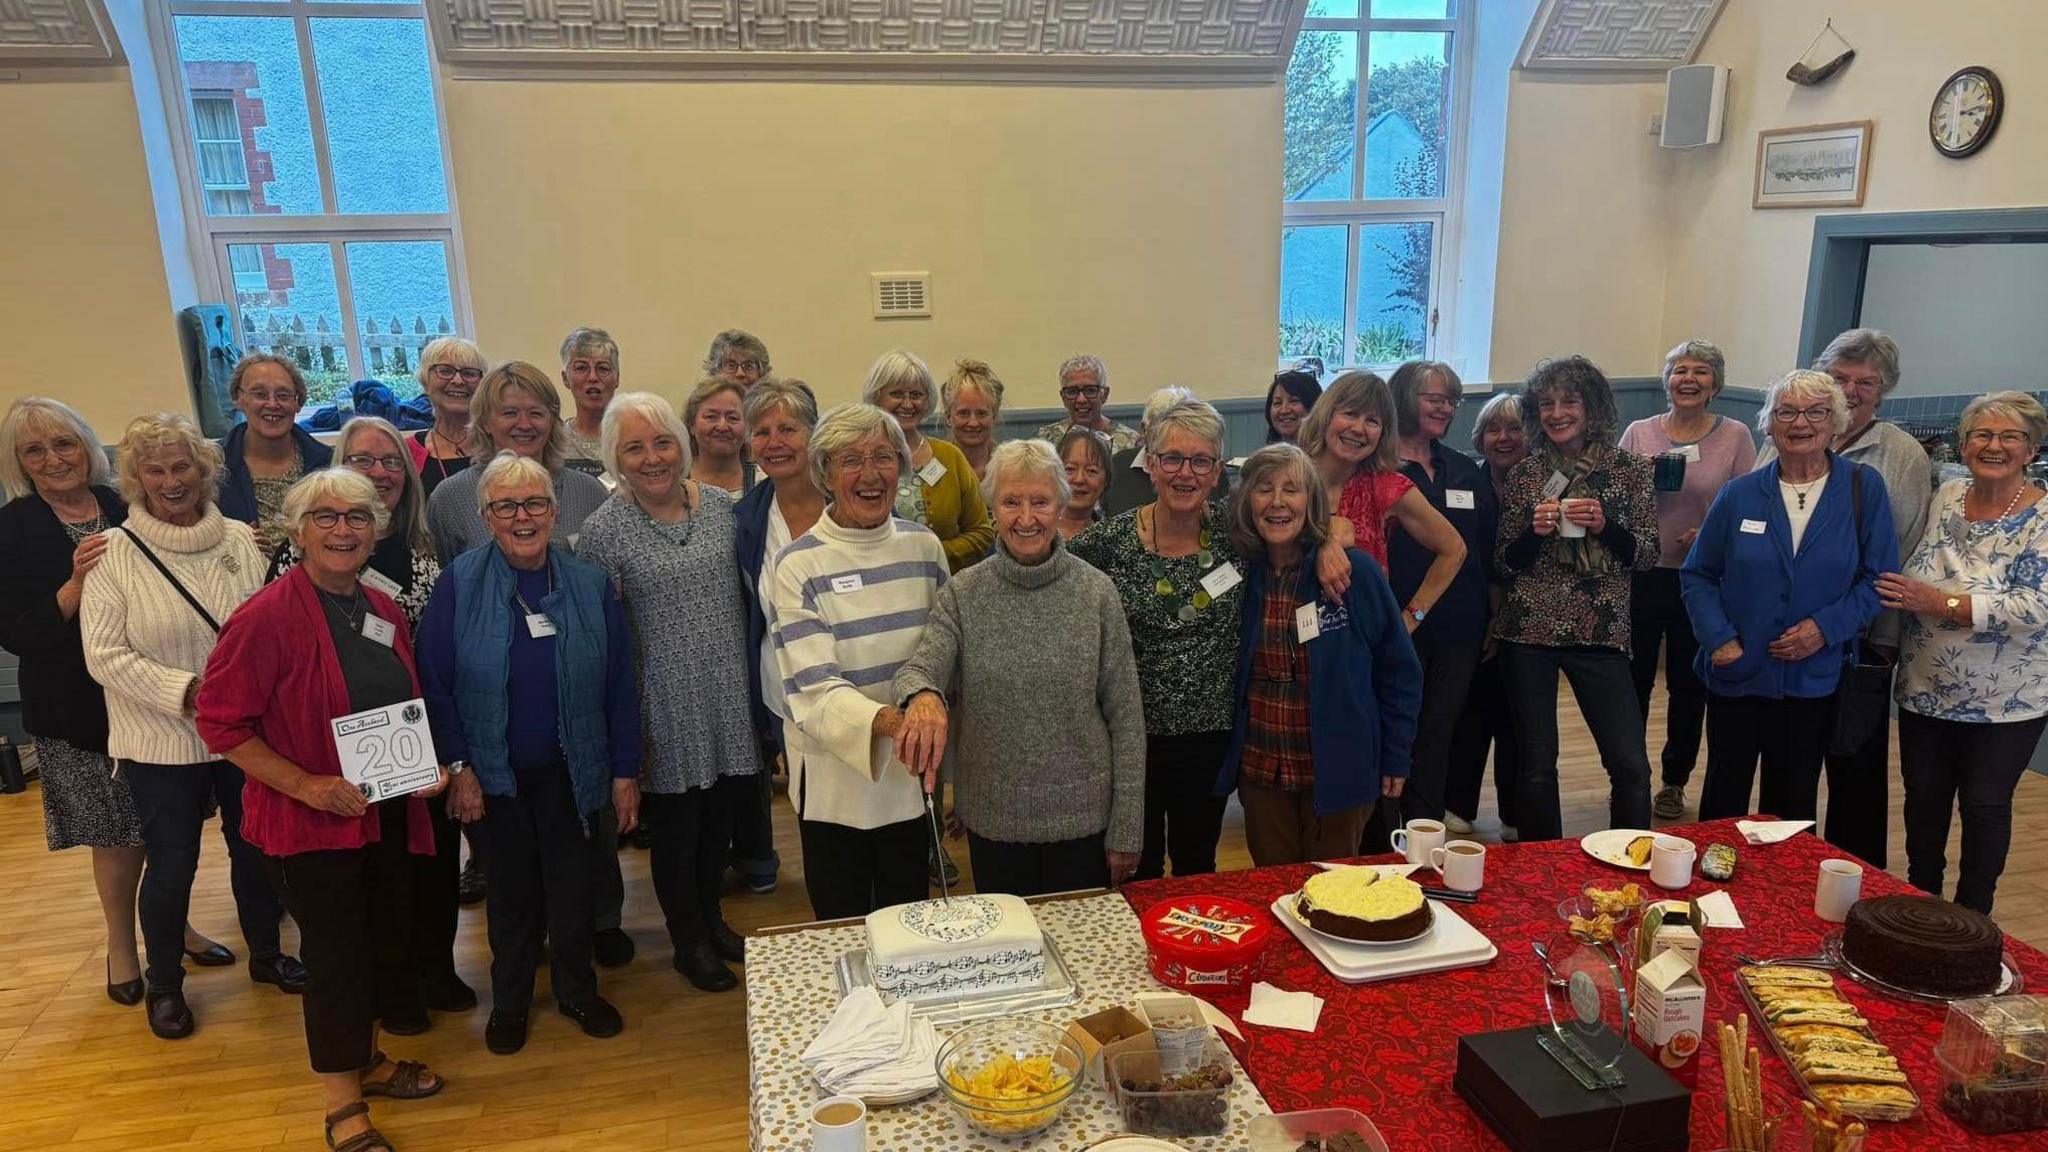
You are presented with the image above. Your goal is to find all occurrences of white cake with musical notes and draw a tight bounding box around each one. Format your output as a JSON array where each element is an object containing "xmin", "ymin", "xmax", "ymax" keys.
[{"xmin": 866, "ymin": 894, "xmax": 1046, "ymax": 1002}]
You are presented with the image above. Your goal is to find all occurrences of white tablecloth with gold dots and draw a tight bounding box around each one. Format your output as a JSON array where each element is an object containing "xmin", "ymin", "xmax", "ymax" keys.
[{"xmin": 745, "ymin": 892, "xmax": 1273, "ymax": 1151}]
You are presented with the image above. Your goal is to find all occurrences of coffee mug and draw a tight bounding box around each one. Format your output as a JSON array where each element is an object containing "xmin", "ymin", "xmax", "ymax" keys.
[
  {"xmin": 812, "ymin": 1095, "xmax": 867, "ymax": 1152},
  {"xmin": 1430, "ymin": 839, "xmax": 1487, "ymax": 892},
  {"xmin": 1555, "ymin": 498, "xmax": 1588, "ymax": 538},
  {"xmin": 1390, "ymin": 819, "xmax": 1447, "ymax": 867},
  {"xmin": 1815, "ymin": 858, "xmax": 1863, "ymax": 923},
  {"xmin": 1653, "ymin": 452, "xmax": 1688, "ymax": 492},
  {"xmin": 1650, "ymin": 835, "xmax": 1696, "ymax": 890}
]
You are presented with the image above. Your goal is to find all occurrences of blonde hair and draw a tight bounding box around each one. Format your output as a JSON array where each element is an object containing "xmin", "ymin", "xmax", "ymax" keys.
[
  {"xmin": 416, "ymin": 336, "xmax": 486, "ymax": 395},
  {"xmin": 861, "ymin": 350, "xmax": 936, "ymax": 411},
  {"xmin": 282, "ymin": 468, "xmax": 389, "ymax": 546},
  {"xmin": 467, "ymin": 361, "xmax": 569, "ymax": 472},
  {"xmin": 1, "ymin": 397, "xmax": 113, "ymax": 500},
  {"xmin": 1302, "ymin": 371, "xmax": 1400, "ymax": 474},
  {"xmin": 114, "ymin": 413, "xmax": 224, "ymax": 509},
  {"xmin": 602, "ymin": 391, "xmax": 695, "ymax": 492},
  {"xmin": 337, "ymin": 416, "xmax": 431, "ymax": 555},
  {"xmin": 942, "ymin": 359, "xmax": 1006, "ymax": 413}
]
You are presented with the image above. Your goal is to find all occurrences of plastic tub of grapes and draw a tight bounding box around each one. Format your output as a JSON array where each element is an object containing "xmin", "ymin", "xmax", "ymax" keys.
[{"xmin": 937, "ymin": 1017, "xmax": 1086, "ymax": 1139}]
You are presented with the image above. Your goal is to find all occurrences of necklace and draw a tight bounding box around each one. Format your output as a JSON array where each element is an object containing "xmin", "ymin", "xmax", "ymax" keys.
[
  {"xmin": 316, "ymin": 585, "xmax": 364, "ymax": 631},
  {"xmin": 511, "ymin": 561, "xmax": 555, "ymax": 616},
  {"xmin": 1784, "ymin": 474, "xmax": 1824, "ymax": 510},
  {"xmin": 642, "ymin": 488, "xmax": 698, "ymax": 549},
  {"xmin": 1143, "ymin": 506, "xmax": 1215, "ymax": 622},
  {"xmin": 1970, "ymin": 480, "xmax": 2028, "ymax": 522}
]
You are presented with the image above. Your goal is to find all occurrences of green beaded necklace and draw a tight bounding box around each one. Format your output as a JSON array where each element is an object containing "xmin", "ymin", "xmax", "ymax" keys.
[{"xmin": 1144, "ymin": 505, "xmax": 1215, "ymax": 622}]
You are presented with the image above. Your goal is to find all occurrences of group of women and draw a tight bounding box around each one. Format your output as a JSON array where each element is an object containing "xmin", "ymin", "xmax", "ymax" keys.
[{"xmin": 6, "ymin": 325, "xmax": 2048, "ymax": 1152}]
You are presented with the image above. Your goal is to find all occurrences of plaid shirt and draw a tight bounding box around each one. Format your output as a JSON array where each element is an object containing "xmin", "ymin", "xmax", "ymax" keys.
[{"xmin": 1241, "ymin": 572, "xmax": 1313, "ymax": 790}]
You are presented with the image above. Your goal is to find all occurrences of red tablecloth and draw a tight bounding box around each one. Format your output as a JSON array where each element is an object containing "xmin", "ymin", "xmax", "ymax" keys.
[{"xmin": 1119, "ymin": 818, "xmax": 2048, "ymax": 1150}]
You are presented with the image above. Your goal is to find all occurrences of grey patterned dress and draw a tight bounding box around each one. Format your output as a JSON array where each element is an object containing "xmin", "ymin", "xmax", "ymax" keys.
[
  {"xmin": 576, "ymin": 488, "xmax": 764, "ymax": 793},
  {"xmin": 41, "ymin": 514, "xmax": 144, "ymax": 850}
]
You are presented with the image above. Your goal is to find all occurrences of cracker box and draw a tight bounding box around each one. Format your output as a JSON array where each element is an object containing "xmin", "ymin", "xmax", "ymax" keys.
[{"xmin": 1632, "ymin": 949, "xmax": 1705, "ymax": 1089}]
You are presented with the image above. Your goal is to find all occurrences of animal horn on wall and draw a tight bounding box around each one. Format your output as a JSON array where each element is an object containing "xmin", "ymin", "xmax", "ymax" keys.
[{"xmin": 1786, "ymin": 19, "xmax": 1854, "ymax": 86}]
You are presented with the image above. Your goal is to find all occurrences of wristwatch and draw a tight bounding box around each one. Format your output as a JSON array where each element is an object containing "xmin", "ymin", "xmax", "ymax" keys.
[
  {"xmin": 1945, "ymin": 596, "xmax": 1963, "ymax": 624},
  {"xmin": 1407, "ymin": 605, "xmax": 1428, "ymax": 624},
  {"xmin": 446, "ymin": 759, "xmax": 471, "ymax": 776}
]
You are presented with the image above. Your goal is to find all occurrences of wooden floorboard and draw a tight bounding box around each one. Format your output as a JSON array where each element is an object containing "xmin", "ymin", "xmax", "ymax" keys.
[{"xmin": 3, "ymin": 682, "xmax": 2043, "ymax": 1150}]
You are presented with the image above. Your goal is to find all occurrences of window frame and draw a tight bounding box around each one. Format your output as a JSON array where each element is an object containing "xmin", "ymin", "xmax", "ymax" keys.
[
  {"xmin": 1281, "ymin": 1, "xmax": 1471, "ymax": 371},
  {"xmin": 148, "ymin": 0, "xmax": 474, "ymax": 384}
]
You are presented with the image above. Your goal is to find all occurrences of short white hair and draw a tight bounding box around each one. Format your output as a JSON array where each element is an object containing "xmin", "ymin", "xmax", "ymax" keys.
[
  {"xmin": 1758, "ymin": 370, "xmax": 1851, "ymax": 438},
  {"xmin": 559, "ymin": 326, "xmax": 618, "ymax": 369},
  {"xmin": 1059, "ymin": 354, "xmax": 1107, "ymax": 391},
  {"xmin": 861, "ymin": 350, "xmax": 936, "ymax": 409},
  {"xmin": 1145, "ymin": 398, "xmax": 1227, "ymax": 458},
  {"xmin": 475, "ymin": 451, "xmax": 553, "ymax": 516},
  {"xmin": 283, "ymin": 468, "xmax": 388, "ymax": 546},
  {"xmin": 1140, "ymin": 386, "xmax": 1195, "ymax": 434},
  {"xmin": 1, "ymin": 397, "xmax": 113, "ymax": 500},
  {"xmin": 808, "ymin": 404, "xmax": 911, "ymax": 494},
  {"xmin": 981, "ymin": 439, "xmax": 1070, "ymax": 510},
  {"xmin": 601, "ymin": 391, "xmax": 693, "ymax": 491}
]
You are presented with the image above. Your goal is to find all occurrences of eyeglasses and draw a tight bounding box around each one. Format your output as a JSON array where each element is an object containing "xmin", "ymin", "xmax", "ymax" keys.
[
  {"xmin": 240, "ymin": 389, "xmax": 298, "ymax": 406},
  {"xmin": 485, "ymin": 496, "xmax": 555, "ymax": 520},
  {"xmin": 831, "ymin": 451, "xmax": 900, "ymax": 473},
  {"xmin": 1966, "ymin": 429, "xmax": 2033, "ymax": 450},
  {"xmin": 1772, "ymin": 406, "xmax": 1834, "ymax": 425},
  {"xmin": 1060, "ymin": 386, "xmax": 1105, "ymax": 401},
  {"xmin": 1154, "ymin": 452, "xmax": 1219, "ymax": 476},
  {"xmin": 303, "ymin": 509, "xmax": 375, "ymax": 529},
  {"xmin": 19, "ymin": 438, "xmax": 81, "ymax": 462},
  {"xmin": 1416, "ymin": 392, "xmax": 1460, "ymax": 409},
  {"xmin": 428, "ymin": 364, "xmax": 484, "ymax": 384},
  {"xmin": 343, "ymin": 453, "xmax": 407, "ymax": 473},
  {"xmin": 719, "ymin": 358, "xmax": 764, "ymax": 376}
]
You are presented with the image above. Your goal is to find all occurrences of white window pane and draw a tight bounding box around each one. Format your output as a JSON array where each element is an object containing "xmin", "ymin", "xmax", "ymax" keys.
[
  {"xmin": 1364, "ymin": 31, "xmax": 1448, "ymax": 199},
  {"xmin": 311, "ymin": 18, "xmax": 449, "ymax": 215},
  {"xmin": 1370, "ymin": 0, "xmax": 1451, "ymax": 16},
  {"xmin": 232, "ymin": 242, "xmax": 351, "ymax": 404},
  {"xmin": 175, "ymin": 17, "xmax": 322, "ymax": 215},
  {"xmin": 346, "ymin": 241, "xmax": 453, "ymax": 397},
  {"xmin": 1284, "ymin": 31, "xmax": 1357, "ymax": 202},
  {"xmin": 1280, "ymin": 225, "xmax": 1348, "ymax": 364},
  {"xmin": 1355, "ymin": 221, "xmax": 1432, "ymax": 364}
]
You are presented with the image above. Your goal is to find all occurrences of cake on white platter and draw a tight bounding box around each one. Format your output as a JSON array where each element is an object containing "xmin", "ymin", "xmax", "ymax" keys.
[{"xmin": 865, "ymin": 893, "xmax": 1046, "ymax": 1002}]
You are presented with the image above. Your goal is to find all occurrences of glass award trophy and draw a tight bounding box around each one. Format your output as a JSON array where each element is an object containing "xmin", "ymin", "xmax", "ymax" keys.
[{"xmin": 1532, "ymin": 938, "xmax": 1630, "ymax": 1090}]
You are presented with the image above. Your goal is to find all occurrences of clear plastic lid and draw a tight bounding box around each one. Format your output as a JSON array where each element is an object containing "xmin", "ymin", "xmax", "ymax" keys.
[{"xmin": 1937, "ymin": 996, "xmax": 2048, "ymax": 1086}]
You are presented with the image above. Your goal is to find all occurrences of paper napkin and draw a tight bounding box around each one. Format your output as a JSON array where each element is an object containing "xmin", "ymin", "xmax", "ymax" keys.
[
  {"xmin": 1242, "ymin": 982, "xmax": 1324, "ymax": 1033},
  {"xmin": 1696, "ymin": 889, "xmax": 1745, "ymax": 929},
  {"xmin": 800, "ymin": 986, "xmax": 939, "ymax": 1098},
  {"xmin": 1737, "ymin": 819, "xmax": 1816, "ymax": 844}
]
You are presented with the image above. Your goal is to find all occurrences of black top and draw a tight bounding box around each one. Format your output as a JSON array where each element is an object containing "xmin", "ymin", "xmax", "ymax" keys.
[
  {"xmin": 0, "ymin": 486, "xmax": 127, "ymax": 751},
  {"xmin": 411, "ymin": 431, "xmax": 472, "ymax": 496},
  {"xmin": 1389, "ymin": 441, "xmax": 1496, "ymax": 649},
  {"xmin": 316, "ymin": 590, "xmax": 415, "ymax": 714}
]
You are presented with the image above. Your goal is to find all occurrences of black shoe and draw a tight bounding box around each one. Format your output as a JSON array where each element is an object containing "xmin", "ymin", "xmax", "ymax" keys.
[
  {"xmin": 593, "ymin": 927, "xmax": 635, "ymax": 968},
  {"xmin": 558, "ymin": 995, "xmax": 624, "ymax": 1038},
  {"xmin": 458, "ymin": 859, "xmax": 487, "ymax": 906},
  {"xmin": 710, "ymin": 924, "xmax": 747, "ymax": 965},
  {"xmin": 146, "ymin": 988, "xmax": 195, "ymax": 1039},
  {"xmin": 424, "ymin": 974, "xmax": 477, "ymax": 1013},
  {"xmin": 106, "ymin": 960, "xmax": 144, "ymax": 1007},
  {"xmin": 674, "ymin": 943, "xmax": 738, "ymax": 992},
  {"xmin": 183, "ymin": 942, "xmax": 236, "ymax": 968},
  {"xmin": 249, "ymin": 953, "xmax": 309, "ymax": 995},
  {"xmin": 484, "ymin": 1008, "xmax": 529, "ymax": 1055},
  {"xmin": 381, "ymin": 1010, "xmax": 431, "ymax": 1036}
]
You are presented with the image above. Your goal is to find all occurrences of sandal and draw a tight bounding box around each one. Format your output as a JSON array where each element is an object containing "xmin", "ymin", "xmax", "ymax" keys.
[
  {"xmin": 360, "ymin": 1051, "xmax": 444, "ymax": 1100},
  {"xmin": 323, "ymin": 1101, "xmax": 392, "ymax": 1152}
]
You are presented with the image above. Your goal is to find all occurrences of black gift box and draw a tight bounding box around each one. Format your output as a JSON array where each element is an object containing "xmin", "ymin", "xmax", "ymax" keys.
[{"xmin": 1453, "ymin": 1026, "xmax": 1692, "ymax": 1152}]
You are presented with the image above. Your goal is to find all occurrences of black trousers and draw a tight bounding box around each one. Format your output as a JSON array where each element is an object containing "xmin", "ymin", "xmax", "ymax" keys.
[
  {"xmin": 1823, "ymin": 664, "xmax": 1895, "ymax": 868},
  {"xmin": 797, "ymin": 815, "xmax": 928, "ymax": 921},
  {"xmin": 1697, "ymin": 692, "xmax": 1834, "ymax": 822},
  {"xmin": 1445, "ymin": 652, "xmax": 1521, "ymax": 830},
  {"xmin": 1132, "ymin": 730, "xmax": 1232, "ymax": 882},
  {"xmin": 413, "ymin": 791, "xmax": 462, "ymax": 989},
  {"xmin": 265, "ymin": 802, "xmax": 421, "ymax": 1074},
  {"xmin": 966, "ymin": 830, "xmax": 1108, "ymax": 898},
  {"xmin": 592, "ymin": 802, "xmax": 625, "ymax": 933},
  {"xmin": 481, "ymin": 766, "xmax": 598, "ymax": 1010},
  {"xmin": 1899, "ymin": 710, "xmax": 2048, "ymax": 915},
  {"xmin": 642, "ymin": 777, "xmax": 741, "ymax": 950},
  {"xmin": 124, "ymin": 759, "xmax": 283, "ymax": 992},
  {"xmin": 1499, "ymin": 644, "xmax": 1653, "ymax": 842},
  {"xmin": 729, "ymin": 738, "xmax": 781, "ymax": 883},
  {"xmin": 1629, "ymin": 568, "xmax": 1707, "ymax": 789},
  {"xmin": 1400, "ymin": 629, "xmax": 1483, "ymax": 824}
]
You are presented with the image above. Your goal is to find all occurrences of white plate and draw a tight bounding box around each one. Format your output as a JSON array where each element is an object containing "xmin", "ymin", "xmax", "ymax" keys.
[
  {"xmin": 1273, "ymin": 895, "xmax": 1497, "ymax": 984},
  {"xmin": 1580, "ymin": 828, "xmax": 1658, "ymax": 871},
  {"xmin": 1083, "ymin": 1138, "xmax": 1193, "ymax": 1152},
  {"xmin": 853, "ymin": 1082, "xmax": 939, "ymax": 1108},
  {"xmin": 1280, "ymin": 890, "xmax": 1436, "ymax": 947}
]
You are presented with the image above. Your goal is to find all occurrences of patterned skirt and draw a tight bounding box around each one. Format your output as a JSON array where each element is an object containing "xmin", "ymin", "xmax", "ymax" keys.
[{"xmin": 35, "ymin": 736, "xmax": 143, "ymax": 850}]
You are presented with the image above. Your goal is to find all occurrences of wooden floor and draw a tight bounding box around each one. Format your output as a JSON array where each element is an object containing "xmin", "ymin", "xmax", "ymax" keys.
[{"xmin": 5, "ymin": 684, "xmax": 2047, "ymax": 1151}]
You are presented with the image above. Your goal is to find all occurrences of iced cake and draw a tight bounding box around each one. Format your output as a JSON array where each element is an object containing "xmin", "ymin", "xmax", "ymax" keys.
[
  {"xmin": 866, "ymin": 893, "xmax": 1046, "ymax": 1002},
  {"xmin": 1296, "ymin": 868, "xmax": 1433, "ymax": 942}
]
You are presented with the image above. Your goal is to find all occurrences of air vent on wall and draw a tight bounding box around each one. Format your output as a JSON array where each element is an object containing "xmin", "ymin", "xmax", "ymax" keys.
[{"xmin": 872, "ymin": 273, "xmax": 931, "ymax": 319}]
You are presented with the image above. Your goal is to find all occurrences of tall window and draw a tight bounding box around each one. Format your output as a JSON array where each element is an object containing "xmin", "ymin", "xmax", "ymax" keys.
[
  {"xmin": 1280, "ymin": 0, "xmax": 1462, "ymax": 370},
  {"xmin": 155, "ymin": 0, "xmax": 467, "ymax": 402}
]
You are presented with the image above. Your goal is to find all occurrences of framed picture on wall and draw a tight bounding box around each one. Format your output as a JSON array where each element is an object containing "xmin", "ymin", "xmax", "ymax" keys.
[{"xmin": 1754, "ymin": 121, "xmax": 1874, "ymax": 208}]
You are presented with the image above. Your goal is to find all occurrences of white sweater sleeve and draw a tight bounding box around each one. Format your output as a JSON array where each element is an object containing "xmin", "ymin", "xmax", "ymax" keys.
[
  {"xmin": 770, "ymin": 554, "xmax": 888, "ymax": 782},
  {"xmin": 81, "ymin": 555, "xmax": 196, "ymax": 720}
]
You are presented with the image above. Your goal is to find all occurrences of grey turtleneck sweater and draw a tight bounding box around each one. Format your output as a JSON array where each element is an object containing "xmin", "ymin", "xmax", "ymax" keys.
[{"xmin": 893, "ymin": 535, "xmax": 1146, "ymax": 851}]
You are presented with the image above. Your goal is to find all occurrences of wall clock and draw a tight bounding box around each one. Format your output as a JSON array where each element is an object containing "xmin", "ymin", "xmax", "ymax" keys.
[{"xmin": 1930, "ymin": 66, "xmax": 2002, "ymax": 158}]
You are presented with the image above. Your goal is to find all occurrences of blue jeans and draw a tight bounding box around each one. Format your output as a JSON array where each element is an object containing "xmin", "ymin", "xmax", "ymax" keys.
[{"xmin": 124, "ymin": 759, "xmax": 284, "ymax": 992}]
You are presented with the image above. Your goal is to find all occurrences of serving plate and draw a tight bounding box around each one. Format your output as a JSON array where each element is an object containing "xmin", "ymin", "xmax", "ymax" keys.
[
  {"xmin": 1281, "ymin": 890, "xmax": 1435, "ymax": 947},
  {"xmin": 1734, "ymin": 966, "xmax": 1921, "ymax": 1121},
  {"xmin": 1580, "ymin": 828, "xmax": 1657, "ymax": 871},
  {"xmin": 834, "ymin": 931, "xmax": 1080, "ymax": 1026},
  {"xmin": 1820, "ymin": 931, "xmax": 2023, "ymax": 1004}
]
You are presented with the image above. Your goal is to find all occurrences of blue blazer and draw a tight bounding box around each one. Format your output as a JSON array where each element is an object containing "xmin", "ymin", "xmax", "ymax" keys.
[
  {"xmin": 1217, "ymin": 550, "xmax": 1423, "ymax": 816},
  {"xmin": 733, "ymin": 478, "xmax": 778, "ymax": 735},
  {"xmin": 1679, "ymin": 454, "xmax": 1898, "ymax": 699},
  {"xmin": 216, "ymin": 421, "xmax": 334, "ymax": 525}
]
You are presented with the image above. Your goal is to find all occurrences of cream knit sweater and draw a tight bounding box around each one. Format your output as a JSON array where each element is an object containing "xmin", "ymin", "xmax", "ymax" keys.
[{"xmin": 81, "ymin": 504, "xmax": 264, "ymax": 765}]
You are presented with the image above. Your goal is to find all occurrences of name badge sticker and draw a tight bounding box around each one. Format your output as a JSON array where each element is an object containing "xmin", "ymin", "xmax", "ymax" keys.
[
  {"xmin": 1446, "ymin": 489, "xmax": 1476, "ymax": 510},
  {"xmin": 1540, "ymin": 471, "xmax": 1571, "ymax": 501},
  {"xmin": 1294, "ymin": 601, "xmax": 1321, "ymax": 642},
  {"xmin": 525, "ymin": 612, "xmax": 559, "ymax": 638},
  {"xmin": 917, "ymin": 458, "xmax": 947, "ymax": 486},
  {"xmin": 1199, "ymin": 562, "xmax": 1243, "ymax": 599},
  {"xmin": 361, "ymin": 614, "xmax": 397, "ymax": 647},
  {"xmin": 1739, "ymin": 519, "xmax": 1768, "ymax": 535},
  {"xmin": 359, "ymin": 568, "xmax": 402, "ymax": 598},
  {"xmin": 1676, "ymin": 443, "xmax": 1702, "ymax": 463},
  {"xmin": 830, "ymin": 573, "xmax": 865, "ymax": 595}
]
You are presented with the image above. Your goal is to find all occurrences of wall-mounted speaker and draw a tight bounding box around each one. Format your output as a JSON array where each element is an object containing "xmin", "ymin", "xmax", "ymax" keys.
[{"xmin": 1661, "ymin": 64, "xmax": 1730, "ymax": 149}]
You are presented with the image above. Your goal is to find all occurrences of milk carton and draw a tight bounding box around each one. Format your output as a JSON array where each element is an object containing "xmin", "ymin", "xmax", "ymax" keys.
[{"xmin": 1632, "ymin": 949, "xmax": 1706, "ymax": 1088}]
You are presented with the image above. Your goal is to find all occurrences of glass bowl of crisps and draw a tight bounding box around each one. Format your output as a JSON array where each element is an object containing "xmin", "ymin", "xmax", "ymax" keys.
[
  {"xmin": 1558, "ymin": 896, "xmax": 1624, "ymax": 946},
  {"xmin": 937, "ymin": 1017, "xmax": 1085, "ymax": 1139}
]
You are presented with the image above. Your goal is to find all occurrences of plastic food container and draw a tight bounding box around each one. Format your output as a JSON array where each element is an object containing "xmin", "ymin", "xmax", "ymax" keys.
[
  {"xmin": 1935, "ymin": 995, "xmax": 2048, "ymax": 1134},
  {"xmin": 1247, "ymin": 1108, "xmax": 1392, "ymax": 1152},
  {"xmin": 1139, "ymin": 896, "xmax": 1272, "ymax": 992},
  {"xmin": 1111, "ymin": 1040, "xmax": 1234, "ymax": 1138},
  {"xmin": 936, "ymin": 1016, "xmax": 1086, "ymax": 1139}
]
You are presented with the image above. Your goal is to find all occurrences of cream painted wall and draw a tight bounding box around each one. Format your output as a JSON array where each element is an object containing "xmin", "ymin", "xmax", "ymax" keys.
[
  {"xmin": 0, "ymin": 71, "xmax": 184, "ymax": 436},
  {"xmin": 445, "ymin": 79, "xmax": 1282, "ymax": 411}
]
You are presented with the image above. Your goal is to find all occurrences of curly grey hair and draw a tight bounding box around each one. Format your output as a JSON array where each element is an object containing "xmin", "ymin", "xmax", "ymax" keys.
[
  {"xmin": 1662, "ymin": 339, "xmax": 1727, "ymax": 394},
  {"xmin": 115, "ymin": 413, "xmax": 224, "ymax": 509},
  {"xmin": 1059, "ymin": 354, "xmax": 1108, "ymax": 392}
]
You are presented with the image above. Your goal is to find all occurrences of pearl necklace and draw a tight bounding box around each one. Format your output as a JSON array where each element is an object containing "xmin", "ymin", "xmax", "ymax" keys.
[{"xmin": 1970, "ymin": 480, "xmax": 2027, "ymax": 522}]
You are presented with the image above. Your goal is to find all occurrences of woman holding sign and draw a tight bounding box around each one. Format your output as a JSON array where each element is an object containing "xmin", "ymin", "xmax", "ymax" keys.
[{"xmin": 196, "ymin": 468, "xmax": 448, "ymax": 1152}]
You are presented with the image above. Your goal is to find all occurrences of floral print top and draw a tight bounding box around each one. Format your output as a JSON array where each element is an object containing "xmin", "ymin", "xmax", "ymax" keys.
[
  {"xmin": 1490, "ymin": 449, "xmax": 1659, "ymax": 655},
  {"xmin": 1070, "ymin": 500, "xmax": 1245, "ymax": 736},
  {"xmin": 1895, "ymin": 479, "xmax": 2048, "ymax": 723}
]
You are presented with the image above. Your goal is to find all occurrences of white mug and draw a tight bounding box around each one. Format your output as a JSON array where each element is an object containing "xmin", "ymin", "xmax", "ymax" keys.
[
  {"xmin": 1390, "ymin": 819, "xmax": 1447, "ymax": 867},
  {"xmin": 1815, "ymin": 858, "xmax": 1864, "ymax": 923},
  {"xmin": 1650, "ymin": 835, "xmax": 1696, "ymax": 890},
  {"xmin": 1430, "ymin": 839, "xmax": 1487, "ymax": 892},
  {"xmin": 1555, "ymin": 498, "xmax": 1589, "ymax": 538},
  {"xmin": 811, "ymin": 1095, "xmax": 868, "ymax": 1152}
]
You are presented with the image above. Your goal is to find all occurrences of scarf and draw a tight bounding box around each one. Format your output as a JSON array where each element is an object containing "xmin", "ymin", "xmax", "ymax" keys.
[{"xmin": 1540, "ymin": 441, "xmax": 1619, "ymax": 579}]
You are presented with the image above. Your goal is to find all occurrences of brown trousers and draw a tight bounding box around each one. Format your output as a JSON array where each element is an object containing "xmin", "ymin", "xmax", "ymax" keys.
[{"xmin": 1238, "ymin": 780, "xmax": 1372, "ymax": 868}]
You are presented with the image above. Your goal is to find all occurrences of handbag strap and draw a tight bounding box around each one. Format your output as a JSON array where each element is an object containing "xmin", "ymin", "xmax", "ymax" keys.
[{"xmin": 118, "ymin": 526, "xmax": 220, "ymax": 633}]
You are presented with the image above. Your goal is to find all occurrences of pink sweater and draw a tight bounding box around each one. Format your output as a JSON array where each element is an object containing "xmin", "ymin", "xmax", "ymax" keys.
[{"xmin": 1619, "ymin": 414, "xmax": 1757, "ymax": 568}]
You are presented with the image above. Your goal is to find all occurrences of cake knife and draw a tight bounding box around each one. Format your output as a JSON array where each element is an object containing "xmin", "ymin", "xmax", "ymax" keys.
[{"xmin": 923, "ymin": 783, "xmax": 951, "ymax": 904}]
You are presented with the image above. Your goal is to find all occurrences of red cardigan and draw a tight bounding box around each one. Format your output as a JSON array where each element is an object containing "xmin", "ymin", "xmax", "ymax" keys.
[{"xmin": 197, "ymin": 565, "xmax": 435, "ymax": 857}]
